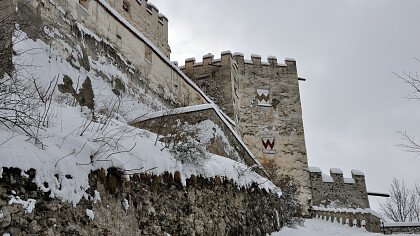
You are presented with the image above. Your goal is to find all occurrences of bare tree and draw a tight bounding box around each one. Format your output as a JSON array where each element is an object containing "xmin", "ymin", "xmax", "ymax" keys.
[
  {"xmin": 0, "ymin": 0, "xmax": 54, "ymax": 147},
  {"xmin": 395, "ymin": 58, "xmax": 420, "ymax": 154},
  {"xmin": 380, "ymin": 178, "xmax": 417, "ymax": 222}
]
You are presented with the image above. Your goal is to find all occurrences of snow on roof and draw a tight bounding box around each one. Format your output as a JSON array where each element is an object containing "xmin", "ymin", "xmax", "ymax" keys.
[
  {"xmin": 308, "ymin": 166, "xmax": 322, "ymax": 173},
  {"xmin": 251, "ymin": 54, "xmax": 261, "ymax": 58},
  {"xmin": 322, "ymin": 174, "xmax": 334, "ymax": 183},
  {"xmin": 351, "ymin": 169, "xmax": 365, "ymax": 176},
  {"xmin": 244, "ymin": 59, "xmax": 253, "ymax": 64},
  {"xmin": 330, "ymin": 168, "xmax": 343, "ymax": 174},
  {"xmin": 383, "ymin": 221, "xmax": 420, "ymax": 227},
  {"xmin": 262, "ymin": 62, "xmax": 270, "ymax": 65},
  {"xmin": 344, "ymin": 178, "xmax": 355, "ymax": 184},
  {"xmin": 203, "ymin": 53, "xmax": 214, "ymax": 58},
  {"xmin": 185, "ymin": 57, "xmax": 195, "ymax": 62},
  {"xmin": 285, "ymin": 58, "xmax": 296, "ymax": 61},
  {"xmin": 96, "ymin": 0, "xmax": 213, "ymax": 104},
  {"xmin": 267, "ymin": 56, "xmax": 277, "ymax": 60},
  {"xmin": 233, "ymin": 52, "xmax": 244, "ymax": 57},
  {"xmin": 146, "ymin": 2, "xmax": 159, "ymax": 11},
  {"xmin": 130, "ymin": 104, "xmax": 214, "ymax": 123},
  {"xmin": 157, "ymin": 13, "xmax": 168, "ymax": 20},
  {"xmin": 221, "ymin": 50, "xmax": 232, "ymax": 55}
]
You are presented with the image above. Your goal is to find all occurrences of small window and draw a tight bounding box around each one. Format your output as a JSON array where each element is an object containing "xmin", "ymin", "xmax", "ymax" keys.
[
  {"xmin": 79, "ymin": 0, "xmax": 89, "ymax": 9},
  {"xmin": 145, "ymin": 45, "xmax": 152, "ymax": 63},
  {"xmin": 123, "ymin": 1, "xmax": 130, "ymax": 12}
]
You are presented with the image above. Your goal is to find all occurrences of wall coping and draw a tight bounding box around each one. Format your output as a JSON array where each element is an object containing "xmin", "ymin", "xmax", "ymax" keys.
[{"xmin": 383, "ymin": 221, "xmax": 420, "ymax": 227}]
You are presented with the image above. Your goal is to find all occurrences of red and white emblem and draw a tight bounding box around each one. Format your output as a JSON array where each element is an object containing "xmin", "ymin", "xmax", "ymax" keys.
[
  {"xmin": 259, "ymin": 127, "xmax": 277, "ymax": 154},
  {"xmin": 256, "ymin": 89, "xmax": 271, "ymax": 106}
]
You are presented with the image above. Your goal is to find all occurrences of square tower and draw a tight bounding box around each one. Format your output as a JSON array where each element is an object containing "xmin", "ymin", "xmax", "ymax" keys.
[{"xmin": 181, "ymin": 52, "xmax": 312, "ymax": 214}]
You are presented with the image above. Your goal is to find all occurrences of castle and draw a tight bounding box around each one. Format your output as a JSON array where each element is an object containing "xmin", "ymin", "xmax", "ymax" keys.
[{"xmin": 2, "ymin": 0, "xmax": 373, "ymax": 218}]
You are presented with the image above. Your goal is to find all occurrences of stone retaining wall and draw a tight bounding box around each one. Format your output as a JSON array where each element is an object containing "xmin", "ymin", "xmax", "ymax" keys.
[
  {"xmin": 382, "ymin": 223, "xmax": 420, "ymax": 234},
  {"xmin": 0, "ymin": 167, "xmax": 283, "ymax": 235},
  {"xmin": 132, "ymin": 107, "xmax": 268, "ymax": 178}
]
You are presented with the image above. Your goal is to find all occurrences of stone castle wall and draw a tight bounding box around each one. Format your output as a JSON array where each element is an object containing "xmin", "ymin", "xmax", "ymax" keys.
[
  {"xmin": 30, "ymin": 0, "xmax": 207, "ymax": 107},
  {"xmin": 132, "ymin": 107, "xmax": 268, "ymax": 178},
  {"xmin": 0, "ymin": 0, "xmax": 15, "ymax": 78},
  {"xmin": 308, "ymin": 167, "xmax": 370, "ymax": 209},
  {"xmin": 0, "ymin": 167, "xmax": 283, "ymax": 235},
  {"xmin": 312, "ymin": 207, "xmax": 381, "ymax": 233},
  {"xmin": 104, "ymin": 0, "xmax": 170, "ymax": 57},
  {"xmin": 181, "ymin": 52, "xmax": 312, "ymax": 215}
]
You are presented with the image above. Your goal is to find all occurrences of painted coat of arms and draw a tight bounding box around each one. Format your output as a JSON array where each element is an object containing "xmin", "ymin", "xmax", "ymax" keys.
[
  {"xmin": 256, "ymin": 89, "xmax": 271, "ymax": 107},
  {"xmin": 259, "ymin": 127, "xmax": 277, "ymax": 154}
]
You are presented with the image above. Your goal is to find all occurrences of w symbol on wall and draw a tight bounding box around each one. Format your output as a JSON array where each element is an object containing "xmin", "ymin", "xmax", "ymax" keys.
[
  {"xmin": 256, "ymin": 93, "xmax": 270, "ymax": 102},
  {"xmin": 261, "ymin": 138, "xmax": 275, "ymax": 150}
]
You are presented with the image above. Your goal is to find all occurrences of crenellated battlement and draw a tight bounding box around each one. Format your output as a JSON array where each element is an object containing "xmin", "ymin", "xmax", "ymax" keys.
[
  {"xmin": 308, "ymin": 166, "xmax": 369, "ymax": 209},
  {"xmin": 104, "ymin": 0, "xmax": 170, "ymax": 56},
  {"xmin": 180, "ymin": 51, "xmax": 312, "ymax": 215},
  {"xmin": 180, "ymin": 51, "xmax": 295, "ymax": 69}
]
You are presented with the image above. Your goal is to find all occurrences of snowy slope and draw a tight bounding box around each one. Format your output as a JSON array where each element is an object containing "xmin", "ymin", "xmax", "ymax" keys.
[
  {"xmin": 271, "ymin": 219, "xmax": 411, "ymax": 236},
  {"xmin": 0, "ymin": 26, "xmax": 280, "ymax": 207}
]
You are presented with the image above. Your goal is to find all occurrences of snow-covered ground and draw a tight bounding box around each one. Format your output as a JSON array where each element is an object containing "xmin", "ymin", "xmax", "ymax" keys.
[{"xmin": 272, "ymin": 219, "xmax": 411, "ymax": 236}]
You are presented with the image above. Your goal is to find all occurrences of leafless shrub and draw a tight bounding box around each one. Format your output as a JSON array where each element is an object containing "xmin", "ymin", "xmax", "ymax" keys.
[
  {"xmin": 159, "ymin": 121, "xmax": 208, "ymax": 166},
  {"xmin": 380, "ymin": 178, "xmax": 420, "ymax": 222}
]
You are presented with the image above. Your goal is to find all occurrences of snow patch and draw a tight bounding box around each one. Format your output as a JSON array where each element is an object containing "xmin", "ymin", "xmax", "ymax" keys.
[
  {"xmin": 123, "ymin": 198, "xmax": 129, "ymax": 211},
  {"xmin": 8, "ymin": 196, "xmax": 36, "ymax": 214},
  {"xmin": 86, "ymin": 209, "xmax": 94, "ymax": 220}
]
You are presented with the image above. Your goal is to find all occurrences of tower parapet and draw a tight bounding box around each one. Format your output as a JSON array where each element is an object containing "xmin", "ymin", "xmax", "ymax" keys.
[
  {"xmin": 308, "ymin": 167, "xmax": 370, "ymax": 209},
  {"xmin": 180, "ymin": 51, "xmax": 312, "ymax": 215}
]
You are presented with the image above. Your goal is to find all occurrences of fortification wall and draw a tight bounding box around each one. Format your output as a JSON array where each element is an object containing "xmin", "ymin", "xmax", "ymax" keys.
[
  {"xmin": 180, "ymin": 52, "xmax": 312, "ymax": 215},
  {"xmin": 181, "ymin": 52, "xmax": 236, "ymax": 118},
  {"xmin": 131, "ymin": 107, "xmax": 268, "ymax": 177},
  {"xmin": 0, "ymin": 167, "xmax": 283, "ymax": 235},
  {"xmin": 308, "ymin": 167, "xmax": 370, "ymax": 209},
  {"xmin": 311, "ymin": 207, "xmax": 381, "ymax": 232},
  {"xmin": 104, "ymin": 0, "xmax": 170, "ymax": 57},
  {"xmin": 32, "ymin": 0, "xmax": 206, "ymax": 107}
]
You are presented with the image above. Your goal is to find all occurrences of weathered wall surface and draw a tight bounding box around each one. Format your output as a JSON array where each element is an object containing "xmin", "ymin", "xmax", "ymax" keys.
[
  {"xmin": 383, "ymin": 224, "xmax": 420, "ymax": 234},
  {"xmin": 104, "ymin": 0, "xmax": 170, "ymax": 57},
  {"xmin": 132, "ymin": 108, "xmax": 267, "ymax": 177},
  {"xmin": 181, "ymin": 52, "xmax": 236, "ymax": 118},
  {"xmin": 32, "ymin": 0, "xmax": 206, "ymax": 107},
  {"xmin": 308, "ymin": 167, "xmax": 370, "ymax": 209},
  {"xmin": 181, "ymin": 53, "xmax": 312, "ymax": 215},
  {"xmin": 0, "ymin": 167, "xmax": 283, "ymax": 235},
  {"xmin": 0, "ymin": 0, "xmax": 17, "ymax": 77}
]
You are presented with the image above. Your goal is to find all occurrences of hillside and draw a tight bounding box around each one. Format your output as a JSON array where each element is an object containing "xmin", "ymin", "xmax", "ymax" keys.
[{"xmin": 0, "ymin": 16, "xmax": 283, "ymax": 234}]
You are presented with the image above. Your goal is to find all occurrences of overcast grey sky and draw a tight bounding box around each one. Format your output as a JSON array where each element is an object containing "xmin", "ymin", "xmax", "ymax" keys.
[{"xmin": 153, "ymin": 0, "xmax": 420, "ymax": 208}]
